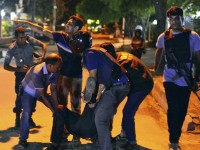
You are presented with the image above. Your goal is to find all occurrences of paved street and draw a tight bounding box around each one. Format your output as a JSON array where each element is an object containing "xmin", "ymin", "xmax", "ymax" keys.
[{"xmin": 0, "ymin": 38, "xmax": 200, "ymax": 150}]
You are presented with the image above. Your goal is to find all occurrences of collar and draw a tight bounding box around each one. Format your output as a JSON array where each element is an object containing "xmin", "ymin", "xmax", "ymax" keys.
[
  {"xmin": 43, "ymin": 63, "xmax": 48, "ymax": 74},
  {"xmin": 43, "ymin": 62, "xmax": 53, "ymax": 77}
]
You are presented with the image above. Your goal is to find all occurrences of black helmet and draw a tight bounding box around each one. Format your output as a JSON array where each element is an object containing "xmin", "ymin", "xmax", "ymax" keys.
[{"xmin": 69, "ymin": 31, "xmax": 92, "ymax": 53}]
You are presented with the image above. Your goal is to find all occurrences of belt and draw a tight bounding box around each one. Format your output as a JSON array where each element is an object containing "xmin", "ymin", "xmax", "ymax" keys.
[{"xmin": 112, "ymin": 82, "xmax": 129, "ymax": 87}]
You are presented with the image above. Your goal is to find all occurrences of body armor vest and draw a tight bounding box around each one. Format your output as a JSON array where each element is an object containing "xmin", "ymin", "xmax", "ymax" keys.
[{"xmin": 164, "ymin": 28, "xmax": 191, "ymax": 68}]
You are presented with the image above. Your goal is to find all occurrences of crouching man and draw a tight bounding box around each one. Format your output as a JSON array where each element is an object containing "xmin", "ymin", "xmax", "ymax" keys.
[{"xmin": 17, "ymin": 53, "xmax": 62, "ymax": 149}]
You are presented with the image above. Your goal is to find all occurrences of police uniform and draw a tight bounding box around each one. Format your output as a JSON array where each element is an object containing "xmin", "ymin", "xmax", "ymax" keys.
[{"xmin": 4, "ymin": 38, "xmax": 42, "ymax": 115}]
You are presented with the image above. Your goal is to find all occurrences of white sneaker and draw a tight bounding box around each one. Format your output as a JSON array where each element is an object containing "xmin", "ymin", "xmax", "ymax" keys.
[{"xmin": 169, "ymin": 143, "xmax": 181, "ymax": 150}]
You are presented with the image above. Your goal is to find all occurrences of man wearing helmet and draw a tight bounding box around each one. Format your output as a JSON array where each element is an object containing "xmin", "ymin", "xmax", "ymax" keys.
[
  {"xmin": 70, "ymin": 31, "xmax": 130, "ymax": 150},
  {"xmin": 14, "ymin": 16, "xmax": 84, "ymax": 115},
  {"xmin": 154, "ymin": 6, "xmax": 200, "ymax": 150},
  {"xmin": 129, "ymin": 28, "xmax": 145, "ymax": 59}
]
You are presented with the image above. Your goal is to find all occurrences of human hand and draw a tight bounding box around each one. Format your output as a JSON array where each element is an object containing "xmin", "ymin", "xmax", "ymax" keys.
[
  {"xmin": 18, "ymin": 66, "xmax": 30, "ymax": 72},
  {"xmin": 88, "ymin": 102, "xmax": 96, "ymax": 108}
]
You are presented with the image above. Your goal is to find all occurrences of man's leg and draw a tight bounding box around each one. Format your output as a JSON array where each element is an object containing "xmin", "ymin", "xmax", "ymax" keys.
[
  {"xmin": 95, "ymin": 84, "xmax": 130, "ymax": 150},
  {"xmin": 18, "ymin": 92, "xmax": 35, "ymax": 148},
  {"xmin": 48, "ymin": 105, "xmax": 80, "ymax": 149},
  {"xmin": 70, "ymin": 78, "xmax": 82, "ymax": 114},
  {"xmin": 164, "ymin": 82, "xmax": 190, "ymax": 144},
  {"xmin": 121, "ymin": 87, "xmax": 152, "ymax": 147},
  {"xmin": 13, "ymin": 72, "xmax": 26, "ymax": 128}
]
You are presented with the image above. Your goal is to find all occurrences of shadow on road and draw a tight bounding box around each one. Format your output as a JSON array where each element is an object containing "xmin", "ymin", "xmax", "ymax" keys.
[
  {"xmin": 0, "ymin": 127, "xmax": 19, "ymax": 143},
  {"xmin": 12, "ymin": 142, "xmax": 49, "ymax": 150}
]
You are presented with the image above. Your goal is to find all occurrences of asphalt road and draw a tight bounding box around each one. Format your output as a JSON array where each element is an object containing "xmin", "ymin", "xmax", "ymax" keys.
[{"xmin": 0, "ymin": 38, "xmax": 199, "ymax": 150}]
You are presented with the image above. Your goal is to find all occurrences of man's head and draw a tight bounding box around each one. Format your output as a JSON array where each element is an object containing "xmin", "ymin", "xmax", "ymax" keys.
[
  {"xmin": 135, "ymin": 29, "xmax": 142, "ymax": 37},
  {"xmin": 100, "ymin": 42, "xmax": 116, "ymax": 58},
  {"xmin": 69, "ymin": 31, "xmax": 92, "ymax": 53},
  {"xmin": 166, "ymin": 7, "xmax": 184, "ymax": 31},
  {"xmin": 45, "ymin": 53, "xmax": 62, "ymax": 73},
  {"xmin": 65, "ymin": 15, "xmax": 84, "ymax": 36},
  {"xmin": 15, "ymin": 27, "xmax": 26, "ymax": 46}
]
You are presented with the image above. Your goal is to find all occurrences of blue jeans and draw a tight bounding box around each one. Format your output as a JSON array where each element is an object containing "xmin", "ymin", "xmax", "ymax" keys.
[
  {"xmin": 19, "ymin": 92, "xmax": 53, "ymax": 140},
  {"xmin": 122, "ymin": 85, "xmax": 153, "ymax": 142},
  {"xmin": 95, "ymin": 83, "xmax": 130, "ymax": 150}
]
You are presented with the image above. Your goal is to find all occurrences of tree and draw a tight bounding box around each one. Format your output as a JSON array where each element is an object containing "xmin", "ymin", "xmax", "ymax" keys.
[
  {"xmin": 77, "ymin": 0, "xmax": 155, "ymax": 37},
  {"xmin": 154, "ymin": 0, "xmax": 167, "ymax": 38}
]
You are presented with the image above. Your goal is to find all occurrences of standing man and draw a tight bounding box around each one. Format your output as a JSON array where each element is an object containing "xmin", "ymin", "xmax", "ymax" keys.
[
  {"xmin": 112, "ymin": 51, "xmax": 154, "ymax": 149},
  {"xmin": 154, "ymin": 7, "xmax": 200, "ymax": 150},
  {"xmin": 69, "ymin": 32, "xmax": 130, "ymax": 150},
  {"xmin": 14, "ymin": 15, "xmax": 84, "ymax": 114},
  {"xmin": 4, "ymin": 27, "xmax": 46, "ymax": 128},
  {"xmin": 129, "ymin": 29, "xmax": 145, "ymax": 59},
  {"xmin": 17, "ymin": 53, "xmax": 62, "ymax": 149}
]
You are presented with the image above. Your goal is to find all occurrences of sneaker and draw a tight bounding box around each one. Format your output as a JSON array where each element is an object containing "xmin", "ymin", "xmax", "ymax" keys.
[
  {"xmin": 17, "ymin": 140, "xmax": 28, "ymax": 149},
  {"xmin": 169, "ymin": 143, "xmax": 181, "ymax": 150},
  {"xmin": 111, "ymin": 134, "xmax": 127, "ymax": 143},
  {"xmin": 45, "ymin": 143, "xmax": 59, "ymax": 150},
  {"xmin": 29, "ymin": 118, "xmax": 36, "ymax": 128},
  {"xmin": 120, "ymin": 142, "xmax": 139, "ymax": 150}
]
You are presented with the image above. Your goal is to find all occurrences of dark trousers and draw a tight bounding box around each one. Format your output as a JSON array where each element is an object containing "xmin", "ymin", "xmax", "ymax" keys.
[
  {"xmin": 13, "ymin": 72, "xmax": 26, "ymax": 113},
  {"xmin": 95, "ymin": 83, "xmax": 130, "ymax": 150},
  {"xmin": 164, "ymin": 82, "xmax": 191, "ymax": 143},
  {"xmin": 122, "ymin": 85, "xmax": 153, "ymax": 142},
  {"xmin": 50, "ymin": 105, "xmax": 80, "ymax": 144}
]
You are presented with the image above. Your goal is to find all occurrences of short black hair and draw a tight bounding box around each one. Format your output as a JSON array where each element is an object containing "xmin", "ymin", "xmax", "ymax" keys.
[
  {"xmin": 100, "ymin": 42, "xmax": 116, "ymax": 58},
  {"xmin": 166, "ymin": 6, "xmax": 183, "ymax": 17},
  {"xmin": 69, "ymin": 15, "xmax": 84, "ymax": 30},
  {"xmin": 45, "ymin": 53, "xmax": 62, "ymax": 65},
  {"xmin": 15, "ymin": 27, "xmax": 26, "ymax": 37}
]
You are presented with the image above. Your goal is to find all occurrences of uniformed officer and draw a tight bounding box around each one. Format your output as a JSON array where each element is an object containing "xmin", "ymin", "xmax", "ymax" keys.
[{"xmin": 4, "ymin": 27, "xmax": 46, "ymax": 128}]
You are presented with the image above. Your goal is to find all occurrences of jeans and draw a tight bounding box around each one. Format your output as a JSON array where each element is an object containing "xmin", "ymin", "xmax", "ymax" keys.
[
  {"xmin": 122, "ymin": 85, "xmax": 153, "ymax": 142},
  {"xmin": 95, "ymin": 83, "xmax": 130, "ymax": 150},
  {"xmin": 164, "ymin": 82, "xmax": 191, "ymax": 143},
  {"xmin": 19, "ymin": 91, "xmax": 53, "ymax": 141}
]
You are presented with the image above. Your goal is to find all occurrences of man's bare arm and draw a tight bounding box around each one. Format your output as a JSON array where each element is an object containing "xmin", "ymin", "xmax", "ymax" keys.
[
  {"xmin": 14, "ymin": 20, "xmax": 54, "ymax": 39},
  {"xmin": 154, "ymin": 48, "xmax": 164, "ymax": 72},
  {"xmin": 4, "ymin": 62, "xmax": 29, "ymax": 72},
  {"xmin": 37, "ymin": 88, "xmax": 55, "ymax": 113},
  {"xmin": 50, "ymin": 84, "xmax": 59, "ymax": 107}
]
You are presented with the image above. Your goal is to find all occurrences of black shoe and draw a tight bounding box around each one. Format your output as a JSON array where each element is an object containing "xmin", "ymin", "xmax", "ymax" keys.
[
  {"xmin": 29, "ymin": 118, "xmax": 36, "ymax": 128},
  {"xmin": 71, "ymin": 136, "xmax": 81, "ymax": 144},
  {"xmin": 111, "ymin": 134, "xmax": 127, "ymax": 143},
  {"xmin": 120, "ymin": 142, "xmax": 138, "ymax": 150},
  {"xmin": 45, "ymin": 144, "xmax": 59, "ymax": 150},
  {"xmin": 18, "ymin": 140, "xmax": 28, "ymax": 149}
]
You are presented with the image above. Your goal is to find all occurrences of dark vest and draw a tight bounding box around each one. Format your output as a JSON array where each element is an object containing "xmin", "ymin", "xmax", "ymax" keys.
[{"xmin": 164, "ymin": 28, "xmax": 191, "ymax": 67}]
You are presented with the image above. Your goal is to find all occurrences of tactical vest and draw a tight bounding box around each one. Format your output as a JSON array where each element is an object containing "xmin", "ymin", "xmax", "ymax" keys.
[{"xmin": 164, "ymin": 28, "xmax": 191, "ymax": 68}]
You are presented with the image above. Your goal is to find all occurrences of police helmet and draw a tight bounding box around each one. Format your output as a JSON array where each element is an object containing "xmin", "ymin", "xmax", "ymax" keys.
[{"xmin": 69, "ymin": 31, "xmax": 92, "ymax": 53}]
